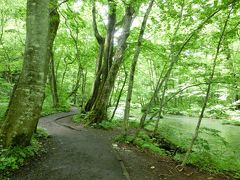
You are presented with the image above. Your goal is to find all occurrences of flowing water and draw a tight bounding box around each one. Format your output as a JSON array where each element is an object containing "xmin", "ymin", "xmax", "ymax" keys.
[
  {"xmin": 161, "ymin": 115, "xmax": 240, "ymax": 155},
  {"xmin": 109, "ymin": 106, "xmax": 240, "ymax": 156}
]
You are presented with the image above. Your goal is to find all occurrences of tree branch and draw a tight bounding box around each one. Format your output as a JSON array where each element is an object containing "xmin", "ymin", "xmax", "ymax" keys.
[{"xmin": 92, "ymin": 0, "xmax": 104, "ymax": 44}]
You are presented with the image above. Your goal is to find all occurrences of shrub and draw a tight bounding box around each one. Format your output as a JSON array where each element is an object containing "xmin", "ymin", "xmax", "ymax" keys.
[{"xmin": 0, "ymin": 128, "xmax": 48, "ymax": 177}]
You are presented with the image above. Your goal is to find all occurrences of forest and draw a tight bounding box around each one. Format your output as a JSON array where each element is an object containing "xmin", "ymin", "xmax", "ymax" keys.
[{"xmin": 0, "ymin": 0, "xmax": 240, "ymax": 179}]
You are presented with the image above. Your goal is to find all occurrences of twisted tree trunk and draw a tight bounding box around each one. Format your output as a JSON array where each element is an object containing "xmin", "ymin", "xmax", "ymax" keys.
[{"xmin": 89, "ymin": 5, "xmax": 135, "ymax": 124}]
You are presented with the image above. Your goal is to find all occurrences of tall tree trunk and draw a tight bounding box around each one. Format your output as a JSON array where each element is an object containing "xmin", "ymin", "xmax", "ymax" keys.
[
  {"xmin": 0, "ymin": 0, "xmax": 49, "ymax": 147},
  {"xmin": 85, "ymin": 0, "xmax": 115, "ymax": 112},
  {"xmin": 84, "ymin": 42, "xmax": 104, "ymax": 112},
  {"xmin": 49, "ymin": 56, "xmax": 60, "ymax": 108},
  {"xmin": 101, "ymin": 0, "xmax": 116, "ymax": 83},
  {"xmin": 179, "ymin": 6, "xmax": 232, "ymax": 168},
  {"xmin": 123, "ymin": 0, "xmax": 154, "ymax": 134},
  {"xmin": 80, "ymin": 70, "xmax": 87, "ymax": 110},
  {"xmin": 48, "ymin": 0, "xmax": 60, "ymax": 108},
  {"xmin": 153, "ymin": 81, "xmax": 167, "ymax": 135},
  {"xmin": 110, "ymin": 68, "xmax": 128, "ymax": 121},
  {"xmin": 68, "ymin": 62, "xmax": 82, "ymax": 104},
  {"xmin": 89, "ymin": 5, "xmax": 135, "ymax": 124},
  {"xmin": 84, "ymin": 0, "xmax": 104, "ymax": 112}
]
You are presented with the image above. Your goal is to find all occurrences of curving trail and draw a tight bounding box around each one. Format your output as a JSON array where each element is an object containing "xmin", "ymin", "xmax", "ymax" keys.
[{"xmin": 11, "ymin": 109, "xmax": 126, "ymax": 180}]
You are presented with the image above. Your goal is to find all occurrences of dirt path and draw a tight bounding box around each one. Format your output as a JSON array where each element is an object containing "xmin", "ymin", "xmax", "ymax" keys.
[{"xmin": 11, "ymin": 110, "xmax": 126, "ymax": 180}]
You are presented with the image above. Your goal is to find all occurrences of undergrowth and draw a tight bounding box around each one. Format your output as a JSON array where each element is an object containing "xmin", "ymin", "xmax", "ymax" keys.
[
  {"xmin": 0, "ymin": 128, "xmax": 49, "ymax": 178},
  {"xmin": 73, "ymin": 113, "xmax": 122, "ymax": 130},
  {"xmin": 115, "ymin": 131, "xmax": 166, "ymax": 156},
  {"xmin": 41, "ymin": 87, "xmax": 70, "ymax": 116},
  {"xmin": 41, "ymin": 102, "xmax": 70, "ymax": 116},
  {"xmin": 73, "ymin": 114, "xmax": 240, "ymax": 178},
  {"xmin": 113, "ymin": 119, "xmax": 240, "ymax": 179}
]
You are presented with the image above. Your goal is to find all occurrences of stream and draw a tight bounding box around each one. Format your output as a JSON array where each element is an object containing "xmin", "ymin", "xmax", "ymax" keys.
[
  {"xmin": 109, "ymin": 106, "xmax": 240, "ymax": 156},
  {"xmin": 161, "ymin": 115, "xmax": 240, "ymax": 154}
]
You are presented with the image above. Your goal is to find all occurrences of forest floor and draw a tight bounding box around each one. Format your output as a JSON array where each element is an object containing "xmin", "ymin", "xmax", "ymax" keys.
[{"xmin": 10, "ymin": 110, "xmax": 233, "ymax": 180}]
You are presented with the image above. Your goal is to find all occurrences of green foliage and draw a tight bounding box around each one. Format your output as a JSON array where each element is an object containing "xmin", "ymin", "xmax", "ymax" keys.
[
  {"xmin": 1, "ymin": 0, "xmax": 240, "ymax": 178},
  {"xmin": 144, "ymin": 120, "xmax": 240, "ymax": 177},
  {"xmin": 0, "ymin": 79, "xmax": 12, "ymax": 100},
  {"xmin": 72, "ymin": 114, "xmax": 81, "ymax": 123},
  {"xmin": 115, "ymin": 132, "xmax": 167, "ymax": 156},
  {"xmin": 0, "ymin": 141, "xmax": 38, "ymax": 171},
  {"xmin": 114, "ymin": 134, "xmax": 135, "ymax": 144},
  {"xmin": 0, "ymin": 128, "xmax": 48, "ymax": 176},
  {"xmin": 41, "ymin": 102, "xmax": 70, "ymax": 116},
  {"xmin": 205, "ymin": 105, "xmax": 229, "ymax": 119},
  {"xmin": 128, "ymin": 120, "xmax": 140, "ymax": 129},
  {"xmin": 33, "ymin": 128, "xmax": 49, "ymax": 140},
  {"xmin": 73, "ymin": 113, "xmax": 122, "ymax": 129},
  {"xmin": 41, "ymin": 87, "xmax": 70, "ymax": 116},
  {"xmin": 134, "ymin": 137, "xmax": 167, "ymax": 155},
  {"xmin": 0, "ymin": 78, "xmax": 11, "ymax": 124},
  {"xmin": 182, "ymin": 127, "xmax": 240, "ymax": 176},
  {"xmin": 72, "ymin": 113, "xmax": 87, "ymax": 124},
  {"xmin": 199, "ymin": 127, "xmax": 228, "ymax": 145},
  {"xmin": 0, "ymin": 103, "xmax": 7, "ymax": 124},
  {"xmin": 98, "ymin": 120, "xmax": 121, "ymax": 130}
]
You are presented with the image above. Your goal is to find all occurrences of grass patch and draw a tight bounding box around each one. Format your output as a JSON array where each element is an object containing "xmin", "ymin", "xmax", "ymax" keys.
[
  {"xmin": 0, "ymin": 128, "xmax": 49, "ymax": 178},
  {"xmin": 41, "ymin": 103, "xmax": 70, "ymax": 117},
  {"xmin": 41, "ymin": 90, "xmax": 71, "ymax": 117},
  {"xmin": 98, "ymin": 120, "xmax": 121, "ymax": 130},
  {"xmin": 115, "ymin": 132, "xmax": 167, "ymax": 156},
  {"xmin": 72, "ymin": 113, "xmax": 86, "ymax": 124},
  {"xmin": 73, "ymin": 112, "xmax": 122, "ymax": 130}
]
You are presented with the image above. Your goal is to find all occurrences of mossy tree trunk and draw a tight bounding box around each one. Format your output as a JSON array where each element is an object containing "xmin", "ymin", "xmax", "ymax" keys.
[
  {"xmin": 85, "ymin": 0, "xmax": 115, "ymax": 112},
  {"xmin": 0, "ymin": 0, "xmax": 49, "ymax": 148},
  {"xmin": 89, "ymin": 5, "xmax": 135, "ymax": 124},
  {"xmin": 49, "ymin": 0, "xmax": 60, "ymax": 109}
]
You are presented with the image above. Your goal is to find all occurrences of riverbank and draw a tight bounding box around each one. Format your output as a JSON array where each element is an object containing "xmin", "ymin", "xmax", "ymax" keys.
[{"xmin": 106, "ymin": 107, "xmax": 240, "ymax": 178}]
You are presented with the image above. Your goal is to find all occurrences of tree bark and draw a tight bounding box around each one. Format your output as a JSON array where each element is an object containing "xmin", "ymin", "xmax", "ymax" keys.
[
  {"xmin": 0, "ymin": 0, "xmax": 49, "ymax": 147},
  {"xmin": 101, "ymin": 0, "xmax": 116, "ymax": 83},
  {"xmin": 123, "ymin": 0, "xmax": 154, "ymax": 134},
  {"xmin": 68, "ymin": 62, "xmax": 82, "ymax": 103},
  {"xmin": 84, "ymin": 0, "xmax": 105, "ymax": 112},
  {"xmin": 84, "ymin": 43, "xmax": 104, "ymax": 111},
  {"xmin": 110, "ymin": 68, "xmax": 128, "ymax": 121},
  {"xmin": 48, "ymin": 0, "xmax": 60, "ymax": 108},
  {"xmin": 49, "ymin": 56, "xmax": 60, "ymax": 108},
  {"xmin": 89, "ymin": 5, "xmax": 135, "ymax": 124}
]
